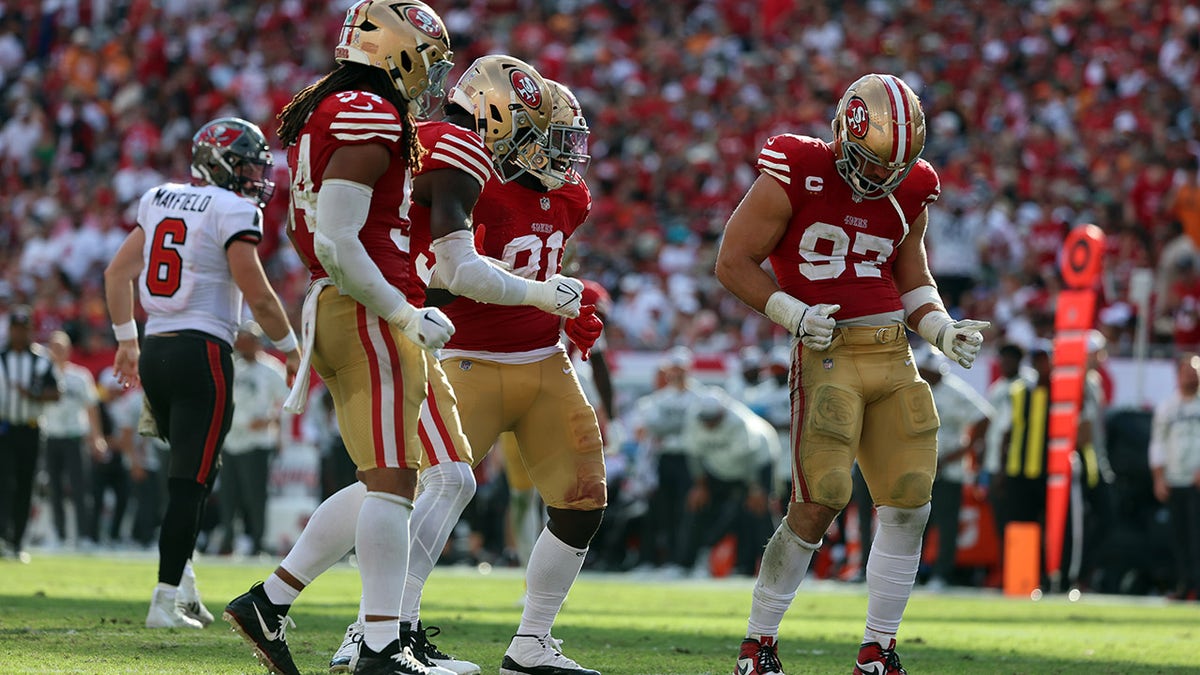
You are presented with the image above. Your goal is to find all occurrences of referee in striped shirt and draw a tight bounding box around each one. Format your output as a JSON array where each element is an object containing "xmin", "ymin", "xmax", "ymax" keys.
[{"xmin": 0, "ymin": 306, "xmax": 59, "ymax": 560}]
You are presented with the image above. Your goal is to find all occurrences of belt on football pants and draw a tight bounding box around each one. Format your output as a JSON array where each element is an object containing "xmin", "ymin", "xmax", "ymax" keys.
[
  {"xmin": 283, "ymin": 277, "xmax": 334, "ymax": 415},
  {"xmin": 832, "ymin": 323, "xmax": 906, "ymax": 345}
]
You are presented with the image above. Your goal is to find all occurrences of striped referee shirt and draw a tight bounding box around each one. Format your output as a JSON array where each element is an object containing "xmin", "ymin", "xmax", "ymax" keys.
[{"xmin": 0, "ymin": 345, "xmax": 57, "ymax": 426}]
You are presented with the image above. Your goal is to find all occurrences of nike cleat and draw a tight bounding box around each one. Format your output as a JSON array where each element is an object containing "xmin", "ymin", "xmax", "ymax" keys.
[
  {"xmin": 407, "ymin": 622, "xmax": 477, "ymax": 674},
  {"xmin": 853, "ymin": 639, "xmax": 906, "ymax": 674},
  {"xmin": 223, "ymin": 582, "xmax": 300, "ymax": 675},
  {"xmin": 354, "ymin": 640, "xmax": 430, "ymax": 675},
  {"xmin": 734, "ymin": 635, "xmax": 783, "ymax": 675},
  {"xmin": 500, "ymin": 634, "xmax": 600, "ymax": 675},
  {"xmin": 331, "ymin": 621, "xmax": 364, "ymax": 674}
]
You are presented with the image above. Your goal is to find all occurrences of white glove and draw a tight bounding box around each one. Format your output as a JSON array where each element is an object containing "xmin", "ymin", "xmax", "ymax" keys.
[
  {"xmin": 920, "ymin": 313, "xmax": 989, "ymax": 369},
  {"xmin": 797, "ymin": 303, "xmax": 840, "ymax": 351},
  {"xmin": 394, "ymin": 306, "xmax": 456, "ymax": 352},
  {"xmin": 764, "ymin": 292, "xmax": 839, "ymax": 351},
  {"xmin": 527, "ymin": 274, "xmax": 583, "ymax": 318}
]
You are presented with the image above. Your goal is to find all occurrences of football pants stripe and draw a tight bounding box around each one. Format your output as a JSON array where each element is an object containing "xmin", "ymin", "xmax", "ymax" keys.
[
  {"xmin": 197, "ymin": 340, "xmax": 226, "ymax": 485},
  {"xmin": 424, "ymin": 381, "xmax": 461, "ymax": 463},
  {"xmin": 790, "ymin": 341, "xmax": 813, "ymax": 503},
  {"xmin": 372, "ymin": 314, "xmax": 407, "ymax": 468},
  {"xmin": 356, "ymin": 304, "xmax": 389, "ymax": 468}
]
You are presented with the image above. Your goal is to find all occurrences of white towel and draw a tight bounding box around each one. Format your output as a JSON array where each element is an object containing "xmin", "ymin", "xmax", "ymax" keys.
[{"xmin": 283, "ymin": 278, "xmax": 334, "ymax": 414}]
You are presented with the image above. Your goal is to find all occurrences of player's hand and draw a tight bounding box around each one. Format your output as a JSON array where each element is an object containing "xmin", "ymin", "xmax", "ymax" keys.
[
  {"xmin": 113, "ymin": 343, "xmax": 141, "ymax": 389},
  {"xmin": 798, "ymin": 303, "xmax": 840, "ymax": 351},
  {"xmin": 284, "ymin": 349, "xmax": 301, "ymax": 388},
  {"xmin": 564, "ymin": 304, "xmax": 603, "ymax": 360},
  {"xmin": 936, "ymin": 318, "xmax": 989, "ymax": 369},
  {"xmin": 398, "ymin": 306, "xmax": 456, "ymax": 352},
  {"xmin": 530, "ymin": 274, "xmax": 583, "ymax": 318}
]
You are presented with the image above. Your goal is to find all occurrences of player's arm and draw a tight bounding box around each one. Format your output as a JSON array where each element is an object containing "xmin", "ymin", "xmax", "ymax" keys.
[
  {"xmin": 715, "ymin": 174, "xmax": 838, "ymax": 350},
  {"xmin": 104, "ymin": 227, "xmax": 147, "ymax": 389},
  {"xmin": 227, "ymin": 241, "xmax": 300, "ymax": 382},
  {"xmin": 414, "ymin": 168, "xmax": 581, "ymax": 318},
  {"xmin": 313, "ymin": 143, "xmax": 453, "ymax": 351},
  {"xmin": 895, "ymin": 209, "xmax": 989, "ymax": 368}
]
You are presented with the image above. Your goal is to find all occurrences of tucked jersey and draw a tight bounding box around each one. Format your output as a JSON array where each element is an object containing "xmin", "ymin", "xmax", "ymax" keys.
[
  {"xmin": 442, "ymin": 176, "xmax": 591, "ymax": 355},
  {"xmin": 757, "ymin": 134, "xmax": 941, "ymax": 320},
  {"xmin": 406, "ymin": 120, "xmax": 495, "ymax": 306},
  {"xmin": 286, "ymin": 89, "xmax": 415, "ymax": 300},
  {"xmin": 136, "ymin": 182, "xmax": 262, "ymax": 345}
]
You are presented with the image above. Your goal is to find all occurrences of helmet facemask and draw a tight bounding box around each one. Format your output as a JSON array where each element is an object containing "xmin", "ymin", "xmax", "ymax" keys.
[
  {"xmin": 535, "ymin": 81, "xmax": 590, "ymax": 190},
  {"xmin": 834, "ymin": 134, "xmax": 916, "ymax": 200}
]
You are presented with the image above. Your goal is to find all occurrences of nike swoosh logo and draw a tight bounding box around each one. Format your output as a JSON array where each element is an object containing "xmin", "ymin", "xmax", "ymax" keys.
[
  {"xmin": 562, "ymin": 367, "xmax": 572, "ymax": 374},
  {"xmin": 736, "ymin": 663, "xmax": 751, "ymax": 675},
  {"xmin": 557, "ymin": 285, "xmax": 581, "ymax": 307},
  {"xmin": 904, "ymin": 359, "xmax": 912, "ymax": 366},
  {"xmin": 253, "ymin": 603, "xmax": 280, "ymax": 642},
  {"xmin": 856, "ymin": 662, "xmax": 885, "ymax": 674},
  {"xmin": 424, "ymin": 315, "xmax": 445, "ymax": 327},
  {"xmin": 349, "ymin": 102, "xmax": 373, "ymax": 111}
]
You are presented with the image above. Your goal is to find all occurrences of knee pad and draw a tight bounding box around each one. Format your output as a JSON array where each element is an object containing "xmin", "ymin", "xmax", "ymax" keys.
[
  {"xmin": 418, "ymin": 461, "xmax": 477, "ymax": 510},
  {"xmin": 876, "ymin": 503, "xmax": 931, "ymax": 537},
  {"xmin": 546, "ymin": 506, "xmax": 605, "ymax": 549}
]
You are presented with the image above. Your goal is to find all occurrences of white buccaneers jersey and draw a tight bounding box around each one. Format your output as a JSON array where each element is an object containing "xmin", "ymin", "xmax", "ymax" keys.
[{"xmin": 136, "ymin": 182, "xmax": 263, "ymax": 345}]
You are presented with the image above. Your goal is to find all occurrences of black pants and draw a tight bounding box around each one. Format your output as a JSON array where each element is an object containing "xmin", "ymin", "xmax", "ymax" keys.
[
  {"xmin": 676, "ymin": 474, "xmax": 772, "ymax": 575},
  {"xmin": 638, "ymin": 453, "xmax": 690, "ymax": 567},
  {"xmin": 928, "ymin": 478, "xmax": 964, "ymax": 580},
  {"xmin": 219, "ymin": 447, "xmax": 271, "ymax": 554},
  {"xmin": 0, "ymin": 424, "xmax": 41, "ymax": 551},
  {"xmin": 91, "ymin": 451, "xmax": 130, "ymax": 542},
  {"xmin": 130, "ymin": 458, "xmax": 166, "ymax": 547},
  {"xmin": 44, "ymin": 435, "xmax": 90, "ymax": 543},
  {"xmin": 1167, "ymin": 486, "xmax": 1200, "ymax": 595}
]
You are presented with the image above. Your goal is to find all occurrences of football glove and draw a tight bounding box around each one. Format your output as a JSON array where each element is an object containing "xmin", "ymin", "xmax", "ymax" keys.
[
  {"xmin": 922, "ymin": 315, "xmax": 989, "ymax": 369},
  {"xmin": 528, "ymin": 274, "xmax": 583, "ymax": 318},
  {"xmin": 394, "ymin": 306, "xmax": 456, "ymax": 352},
  {"xmin": 797, "ymin": 303, "xmax": 840, "ymax": 351},
  {"xmin": 565, "ymin": 304, "xmax": 603, "ymax": 361}
]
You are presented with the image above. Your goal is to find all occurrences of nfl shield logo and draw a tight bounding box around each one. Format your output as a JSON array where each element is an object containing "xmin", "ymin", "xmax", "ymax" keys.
[
  {"xmin": 823, "ymin": 358, "xmax": 834, "ymax": 370},
  {"xmin": 540, "ymin": 196, "xmax": 551, "ymax": 211},
  {"xmin": 460, "ymin": 360, "xmax": 472, "ymax": 371}
]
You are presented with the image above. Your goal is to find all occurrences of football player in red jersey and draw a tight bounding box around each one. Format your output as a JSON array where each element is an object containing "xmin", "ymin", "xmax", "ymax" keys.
[
  {"xmin": 324, "ymin": 59, "xmax": 586, "ymax": 675},
  {"xmin": 436, "ymin": 78, "xmax": 604, "ymax": 675},
  {"xmin": 223, "ymin": 3, "xmax": 457, "ymax": 674},
  {"xmin": 716, "ymin": 74, "xmax": 990, "ymax": 675}
]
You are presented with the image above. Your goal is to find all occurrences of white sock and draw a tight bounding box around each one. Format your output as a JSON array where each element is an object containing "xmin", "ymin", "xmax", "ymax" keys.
[
  {"xmin": 401, "ymin": 462, "xmax": 476, "ymax": 624},
  {"xmin": 358, "ymin": 491, "xmax": 412, "ymax": 651},
  {"xmin": 517, "ymin": 527, "xmax": 586, "ymax": 637},
  {"xmin": 180, "ymin": 560, "xmax": 197, "ymax": 594},
  {"xmin": 864, "ymin": 504, "xmax": 929, "ymax": 643},
  {"xmin": 747, "ymin": 522, "xmax": 821, "ymax": 638},
  {"xmin": 264, "ymin": 481, "xmax": 368, "ymax": 607}
]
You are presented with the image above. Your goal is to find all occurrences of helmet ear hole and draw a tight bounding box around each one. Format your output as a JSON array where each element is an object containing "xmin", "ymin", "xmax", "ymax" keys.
[
  {"xmin": 359, "ymin": 19, "xmax": 378, "ymax": 31},
  {"xmin": 488, "ymin": 103, "xmax": 504, "ymax": 123},
  {"xmin": 399, "ymin": 51, "xmax": 412, "ymax": 72}
]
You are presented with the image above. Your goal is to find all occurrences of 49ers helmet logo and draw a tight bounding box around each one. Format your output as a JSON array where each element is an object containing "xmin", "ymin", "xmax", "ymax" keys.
[
  {"xmin": 844, "ymin": 97, "xmax": 870, "ymax": 139},
  {"xmin": 197, "ymin": 123, "xmax": 243, "ymax": 148},
  {"xmin": 404, "ymin": 5, "xmax": 443, "ymax": 38},
  {"xmin": 510, "ymin": 69, "xmax": 542, "ymax": 109}
]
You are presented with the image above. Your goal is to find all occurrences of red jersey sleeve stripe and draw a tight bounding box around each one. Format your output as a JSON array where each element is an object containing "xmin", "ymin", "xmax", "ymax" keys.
[
  {"xmin": 334, "ymin": 132, "xmax": 402, "ymax": 143},
  {"xmin": 429, "ymin": 151, "xmax": 492, "ymax": 187}
]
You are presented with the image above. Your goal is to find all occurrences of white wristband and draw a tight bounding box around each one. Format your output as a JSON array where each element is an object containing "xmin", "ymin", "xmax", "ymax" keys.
[
  {"xmin": 112, "ymin": 320, "xmax": 138, "ymax": 342},
  {"xmin": 917, "ymin": 309, "xmax": 954, "ymax": 349},
  {"xmin": 272, "ymin": 330, "xmax": 298, "ymax": 353},
  {"xmin": 764, "ymin": 291, "xmax": 809, "ymax": 336}
]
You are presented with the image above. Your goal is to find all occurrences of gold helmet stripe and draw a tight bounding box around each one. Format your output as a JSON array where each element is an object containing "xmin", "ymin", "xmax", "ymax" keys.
[{"xmin": 880, "ymin": 74, "xmax": 910, "ymax": 165}]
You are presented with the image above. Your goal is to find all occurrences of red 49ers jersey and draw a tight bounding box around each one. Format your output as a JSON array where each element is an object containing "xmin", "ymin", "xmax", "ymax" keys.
[
  {"xmin": 758, "ymin": 134, "xmax": 940, "ymax": 319},
  {"xmin": 443, "ymin": 177, "xmax": 592, "ymax": 353},
  {"xmin": 286, "ymin": 90, "xmax": 416, "ymax": 299},
  {"xmin": 406, "ymin": 120, "xmax": 495, "ymax": 306}
]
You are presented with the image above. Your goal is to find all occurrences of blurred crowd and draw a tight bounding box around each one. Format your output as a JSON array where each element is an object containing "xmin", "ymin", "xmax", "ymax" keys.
[
  {"xmin": 4, "ymin": 1, "xmax": 1200, "ymax": 362},
  {"xmin": 3, "ymin": 0, "xmax": 1200, "ymax": 595}
]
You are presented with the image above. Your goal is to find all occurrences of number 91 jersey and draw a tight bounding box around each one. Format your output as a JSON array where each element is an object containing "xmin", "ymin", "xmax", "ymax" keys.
[
  {"xmin": 758, "ymin": 134, "xmax": 940, "ymax": 319},
  {"xmin": 443, "ymin": 177, "xmax": 591, "ymax": 354}
]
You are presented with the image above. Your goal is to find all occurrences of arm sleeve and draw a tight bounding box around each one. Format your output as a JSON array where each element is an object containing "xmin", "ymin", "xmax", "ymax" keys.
[
  {"xmin": 313, "ymin": 179, "xmax": 414, "ymax": 325},
  {"xmin": 429, "ymin": 230, "xmax": 538, "ymax": 305}
]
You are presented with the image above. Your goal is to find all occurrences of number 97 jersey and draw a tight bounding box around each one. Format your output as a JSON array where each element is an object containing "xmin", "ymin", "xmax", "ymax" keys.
[{"xmin": 758, "ymin": 134, "xmax": 941, "ymax": 320}]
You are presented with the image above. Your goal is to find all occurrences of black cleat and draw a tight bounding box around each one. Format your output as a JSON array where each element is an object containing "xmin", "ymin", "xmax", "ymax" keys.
[
  {"xmin": 222, "ymin": 582, "xmax": 299, "ymax": 675},
  {"xmin": 354, "ymin": 639, "xmax": 431, "ymax": 675}
]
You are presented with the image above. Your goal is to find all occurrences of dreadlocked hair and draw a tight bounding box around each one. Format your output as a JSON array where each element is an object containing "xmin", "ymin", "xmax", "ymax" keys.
[{"xmin": 277, "ymin": 62, "xmax": 424, "ymax": 171}]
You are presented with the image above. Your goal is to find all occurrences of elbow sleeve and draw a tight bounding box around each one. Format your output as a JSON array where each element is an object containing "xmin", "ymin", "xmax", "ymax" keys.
[
  {"xmin": 314, "ymin": 179, "xmax": 411, "ymax": 323},
  {"xmin": 430, "ymin": 230, "xmax": 534, "ymax": 306}
]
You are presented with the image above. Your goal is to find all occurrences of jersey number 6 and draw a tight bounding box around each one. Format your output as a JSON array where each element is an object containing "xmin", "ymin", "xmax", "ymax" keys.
[{"xmin": 147, "ymin": 217, "xmax": 187, "ymax": 297}]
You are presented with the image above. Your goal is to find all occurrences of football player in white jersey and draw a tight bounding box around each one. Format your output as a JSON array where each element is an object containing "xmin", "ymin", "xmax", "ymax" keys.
[{"xmin": 104, "ymin": 116, "xmax": 299, "ymax": 631}]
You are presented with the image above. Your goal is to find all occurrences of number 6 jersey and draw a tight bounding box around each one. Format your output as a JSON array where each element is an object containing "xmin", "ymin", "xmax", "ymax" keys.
[
  {"xmin": 136, "ymin": 182, "xmax": 263, "ymax": 345},
  {"xmin": 757, "ymin": 134, "xmax": 941, "ymax": 320}
]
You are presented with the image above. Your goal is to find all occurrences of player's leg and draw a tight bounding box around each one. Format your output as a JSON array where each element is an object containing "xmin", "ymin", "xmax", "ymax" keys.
[
  {"xmin": 853, "ymin": 342, "xmax": 937, "ymax": 674},
  {"xmin": 502, "ymin": 353, "xmax": 604, "ymax": 675},
  {"xmin": 501, "ymin": 432, "xmax": 540, "ymax": 568},
  {"xmin": 141, "ymin": 333, "xmax": 232, "ymax": 630},
  {"xmin": 739, "ymin": 340, "xmax": 864, "ymax": 675}
]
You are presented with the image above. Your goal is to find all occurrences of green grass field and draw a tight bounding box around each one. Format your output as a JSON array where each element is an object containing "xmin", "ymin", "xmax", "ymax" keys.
[{"xmin": 0, "ymin": 554, "xmax": 1196, "ymax": 674}]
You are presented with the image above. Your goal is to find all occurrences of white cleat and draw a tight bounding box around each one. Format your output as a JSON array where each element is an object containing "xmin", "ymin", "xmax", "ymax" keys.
[
  {"xmin": 499, "ymin": 634, "xmax": 600, "ymax": 675},
  {"xmin": 145, "ymin": 588, "xmax": 204, "ymax": 629},
  {"xmin": 329, "ymin": 621, "xmax": 363, "ymax": 674}
]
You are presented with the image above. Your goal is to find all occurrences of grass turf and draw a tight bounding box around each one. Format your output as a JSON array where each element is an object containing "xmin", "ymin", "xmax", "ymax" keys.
[{"xmin": 0, "ymin": 554, "xmax": 1196, "ymax": 674}]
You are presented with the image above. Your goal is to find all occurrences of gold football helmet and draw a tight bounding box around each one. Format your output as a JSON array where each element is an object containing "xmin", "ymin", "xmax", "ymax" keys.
[
  {"xmin": 335, "ymin": 0, "xmax": 454, "ymax": 118},
  {"xmin": 831, "ymin": 73, "xmax": 926, "ymax": 199},
  {"xmin": 536, "ymin": 79, "xmax": 590, "ymax": 189},
  {"xmin": 448, "ymin": 54, "xmax": 554, "ymax": 183}
]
